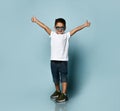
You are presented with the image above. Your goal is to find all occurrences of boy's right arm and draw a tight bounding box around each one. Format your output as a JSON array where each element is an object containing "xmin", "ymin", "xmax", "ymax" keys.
[{"xmin": 31, "ymin": 17, "xmax": 51, "ymax": 35}]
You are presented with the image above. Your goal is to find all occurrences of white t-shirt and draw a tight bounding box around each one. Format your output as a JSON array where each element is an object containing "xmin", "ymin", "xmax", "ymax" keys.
[{"xmin": 50, "ymin": 31, "xmax": 71, "ymax": 61}]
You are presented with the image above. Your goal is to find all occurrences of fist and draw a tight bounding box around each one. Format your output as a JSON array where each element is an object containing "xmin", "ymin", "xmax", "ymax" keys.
[
  {"xmin": 31, "ymin": 17, "xmax": 37, "ymax": 23},
  {"xmin": 84, "ymin": 20, "xmax": 91, "ymax": 27}
]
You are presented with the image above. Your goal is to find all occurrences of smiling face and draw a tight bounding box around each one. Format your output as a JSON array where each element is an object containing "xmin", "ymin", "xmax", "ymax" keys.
[
  {"xmin": 54, "ymin": 18, "xmax": 66, "ymax": 34},
  {"xmin": 55, "ymin": 22, "xmax": 65, "ymax": 34}
]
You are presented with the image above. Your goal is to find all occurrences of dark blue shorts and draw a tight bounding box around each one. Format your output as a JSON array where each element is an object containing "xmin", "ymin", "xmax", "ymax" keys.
[{"xmin": 50, "ymin": 61, "xmax": 68, "ymax": 84}]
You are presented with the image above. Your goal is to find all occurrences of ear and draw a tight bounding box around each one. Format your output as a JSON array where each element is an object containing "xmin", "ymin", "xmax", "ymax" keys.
[{"xmin": 54, "ymin": 25, "xmax": 56, "ymax": 30}]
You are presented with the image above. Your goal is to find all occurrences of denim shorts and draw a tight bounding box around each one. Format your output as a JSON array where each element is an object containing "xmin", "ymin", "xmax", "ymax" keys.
[{"xmin": 50, "ymin": 61, "xmax": 68, "ymax": 84}]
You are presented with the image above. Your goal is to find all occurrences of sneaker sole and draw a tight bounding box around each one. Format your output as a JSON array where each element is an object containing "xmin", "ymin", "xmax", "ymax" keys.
[
  {"xmin": 56, "ymin": 98, "xmax": 68, "ymax": 103},
  {"xmin": 50, "ymin": 95, "xmax": 59, "ymax": 99}
]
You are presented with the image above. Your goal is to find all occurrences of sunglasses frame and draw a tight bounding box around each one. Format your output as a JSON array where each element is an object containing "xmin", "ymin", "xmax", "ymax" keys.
[{"xmin": 55, "ymin": 26, "xmax": 65, "ymax": 31}]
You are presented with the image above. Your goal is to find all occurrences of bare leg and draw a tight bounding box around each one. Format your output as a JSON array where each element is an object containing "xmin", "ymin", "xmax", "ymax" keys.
[
  {"xmin": 62, "ymin": 82, "xmax": 67, "ymax": 94},
  {"xmin": 55, "ymin": 83, "xmax": 60, "ymax": 92}
]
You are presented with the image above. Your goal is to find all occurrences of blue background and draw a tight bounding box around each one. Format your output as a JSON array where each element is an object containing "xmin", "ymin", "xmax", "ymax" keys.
[{"xmin": 0, "ymin": 0, "xmax": 120, "ymax": 111}]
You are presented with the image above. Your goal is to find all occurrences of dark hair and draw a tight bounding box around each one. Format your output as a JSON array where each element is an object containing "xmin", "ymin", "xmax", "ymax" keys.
[{"xmin": 55, "ymin": 18, "xmax": 66, "ymax": 30}]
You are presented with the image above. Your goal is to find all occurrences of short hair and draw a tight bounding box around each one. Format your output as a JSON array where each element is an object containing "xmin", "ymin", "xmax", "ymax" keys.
[{"xmin": 55, "ymin": 18, "xmax": 66, "ymax": 30}]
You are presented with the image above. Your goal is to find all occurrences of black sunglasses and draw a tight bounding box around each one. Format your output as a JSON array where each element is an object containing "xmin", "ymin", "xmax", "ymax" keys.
[{"xmin": 55, "ymin": 26, "xmax": 65, "ymax": 31}]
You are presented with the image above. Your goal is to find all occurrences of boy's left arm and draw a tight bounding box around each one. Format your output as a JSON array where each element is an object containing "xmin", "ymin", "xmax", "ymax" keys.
[{"xmin": 70, "ymin": 20, "xmax": 91, "ymax": 36}]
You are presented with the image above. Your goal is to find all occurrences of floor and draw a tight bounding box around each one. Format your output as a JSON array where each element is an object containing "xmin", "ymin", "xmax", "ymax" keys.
[{"xmin": 0, "ymin": 73, "xmax": 120, "ymax": 111}]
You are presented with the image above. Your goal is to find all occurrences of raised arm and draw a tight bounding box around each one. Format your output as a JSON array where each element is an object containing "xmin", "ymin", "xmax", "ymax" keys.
[
  {"xmin": 70, "ymin": 20, "xmax": 91, "ymax": 36},
  {"xmin": 31, "ymin": 17, "xmax": 51, "ymax": 35}
]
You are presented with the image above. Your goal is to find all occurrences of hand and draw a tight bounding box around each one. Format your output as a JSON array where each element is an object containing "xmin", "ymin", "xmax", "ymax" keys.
[
  {"xmin": 84, "ymin": 20, "xmax": 91, "ymax": 27},
  {"xmin": 31, "ymin": 17, "xmax": 37, "ymax": 23}
]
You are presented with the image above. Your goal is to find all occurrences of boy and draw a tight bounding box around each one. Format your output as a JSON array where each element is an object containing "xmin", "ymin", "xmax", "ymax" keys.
[{"xmin": 31, "ymin": 17, "xmax": 90, "ymax": 103}]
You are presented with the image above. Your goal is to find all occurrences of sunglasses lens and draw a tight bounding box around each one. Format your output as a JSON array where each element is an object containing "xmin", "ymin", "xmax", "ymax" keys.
[{"xmin": 56, "ymin": 27, "xmax": 65, "ymax": 30}]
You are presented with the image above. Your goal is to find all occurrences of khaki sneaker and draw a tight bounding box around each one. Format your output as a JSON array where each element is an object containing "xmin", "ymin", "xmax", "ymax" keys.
[
  {"xmin": 56, "ymin": 93, "xmax": 68, "ymax": 103},
  {"xmin": 50, "ymin": 90, "xmax": 61, "ymax": 100}
]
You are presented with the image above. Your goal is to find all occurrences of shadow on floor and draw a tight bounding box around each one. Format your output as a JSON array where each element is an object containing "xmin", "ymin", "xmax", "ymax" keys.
[{"xmin": 68, "ymin": 46, "xmax": 87, "ymax": 99}]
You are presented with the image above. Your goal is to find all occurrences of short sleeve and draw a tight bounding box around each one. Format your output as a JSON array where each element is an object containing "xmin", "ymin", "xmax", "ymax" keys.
[
  {"xmin": 66, "ymin": 32, "xmax": 71, "ymax": 39},
  {"xmin": 49, "ymin": 31, "xmax": 54, "ymax": 38}
]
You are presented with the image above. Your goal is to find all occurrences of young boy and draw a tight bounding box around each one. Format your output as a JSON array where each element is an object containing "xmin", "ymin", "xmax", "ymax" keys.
[{"xmin": 31, "ymin": 17, "xmax": 90, "ymax": 103}]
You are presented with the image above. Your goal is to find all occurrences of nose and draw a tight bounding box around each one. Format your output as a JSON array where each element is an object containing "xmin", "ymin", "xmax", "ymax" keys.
[{"xmin": 58, "ymin": 28, "xmax": 63, "ymax": 32}]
